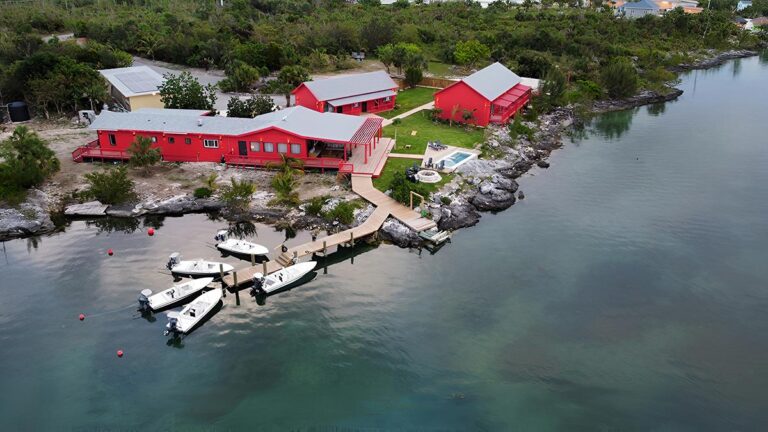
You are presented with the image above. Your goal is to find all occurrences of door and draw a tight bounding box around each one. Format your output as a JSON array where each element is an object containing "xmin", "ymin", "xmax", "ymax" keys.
[
  {"xmin": 238, "ymin": 140, "xmax": 248, "ymax": 156},
  {"xmin": 361, "ymin": 101, "xmax": 368, "ymax": 113},
  {"xmin": 336, "ymin": 106, "xmax": 343, "ymax": 113}
]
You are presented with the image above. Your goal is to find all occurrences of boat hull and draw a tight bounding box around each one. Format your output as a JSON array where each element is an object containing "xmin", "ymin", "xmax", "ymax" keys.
[
  {"xmin": 257, "ymin": 261, "xmax": 317, "ymax": 294},
  {"xmin": 170, "ymin": 261, "xmax": 233, "ymax": 278},
  {"xmin": 148, "ymin": 277, "xmax": 214, "ymax": 310},
  {"xmin": 168, "ymin": 288, "xmax": 223, "ymax": 334},
  {"xmin": 216, "ymin": 239, "xmax": 269, "ymax": 257}
]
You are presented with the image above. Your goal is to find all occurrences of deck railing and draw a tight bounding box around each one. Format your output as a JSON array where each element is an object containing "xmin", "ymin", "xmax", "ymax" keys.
[{"xmin": 225, "ymin": 154, "xmax": 348, "ymax": 171}]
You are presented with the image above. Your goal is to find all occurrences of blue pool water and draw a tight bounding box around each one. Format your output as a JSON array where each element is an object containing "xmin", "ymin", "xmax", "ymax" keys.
[{"xmin": 439, "ymin": 150, "xmax": 474, "ymax": 168}]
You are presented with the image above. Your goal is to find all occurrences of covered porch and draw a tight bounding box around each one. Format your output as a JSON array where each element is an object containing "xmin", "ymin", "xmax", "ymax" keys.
[{"xmin": 489, "ymin": 84, "xmax": 532, "ymax": 124}]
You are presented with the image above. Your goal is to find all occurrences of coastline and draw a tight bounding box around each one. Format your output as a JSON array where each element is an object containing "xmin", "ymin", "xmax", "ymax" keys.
[{"xmin": 0, "ymin": 51, "xmax": 759, "ymax": 245}]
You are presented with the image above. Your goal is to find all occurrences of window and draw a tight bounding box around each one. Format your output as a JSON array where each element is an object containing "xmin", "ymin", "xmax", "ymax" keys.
[
  {"xmin": 264, "ymin": 142, "xmax": 274, "ymax": 152},
  {"xmin": 151, "ymin": 136, "xmax": 157, "ymax": 143},
  {"xmin": 250, "ymin": 142, "xmax": 261, "ymax": 152},
  {"xmin": 290, "ymin": 143, "xmax": 301, "ymax": 155},
  {"xmin": 203, "ymin": 139, "xmax": 219, "ymax": 149},
  {"xmin": 108, "ymin": 134, "xmax": 116, "ymax": 146},
  {"xmin": 185, "ymin": 137, "xmax": 192, "ymax": 145},
  {"xmin": 168, "ymin": 137, "xmax": 175, "ymax": 144},
  {"xmin": 353, "ymin": 102, "xmax": 359, "ymax": 107},
  {"xmin": 278, "ymin": 143, "xmax": 288, "ymax": 154},
  {"xmin": 385, "ymin": 96, "xmax": 392, "ymax": 102}
]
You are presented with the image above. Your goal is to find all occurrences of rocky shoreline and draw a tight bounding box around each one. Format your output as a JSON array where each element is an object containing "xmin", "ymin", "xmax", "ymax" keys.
[{"xmin": 1, "ymin": 51, "xmax": 759, "ymax": 245}]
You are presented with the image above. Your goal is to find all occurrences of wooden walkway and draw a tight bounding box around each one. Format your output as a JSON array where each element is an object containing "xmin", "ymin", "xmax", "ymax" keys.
[{"xmin": 350, "ymin": 175, "xmax": 436, "ymax": 232}]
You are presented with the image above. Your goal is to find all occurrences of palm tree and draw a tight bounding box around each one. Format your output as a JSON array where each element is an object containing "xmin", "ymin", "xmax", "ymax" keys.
[{"xmin": 266, "ymin": 153, "xmax": 304, "ymax": 175}]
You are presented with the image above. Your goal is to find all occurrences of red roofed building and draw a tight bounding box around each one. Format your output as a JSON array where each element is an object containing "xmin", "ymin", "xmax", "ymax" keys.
[
  {"xmin": 433, "ymin": 62, "xmax": 531, "ymax": 127},
  {"xmin": 292, "ymin": 71, "xmax": 399, "ymax": 115}
]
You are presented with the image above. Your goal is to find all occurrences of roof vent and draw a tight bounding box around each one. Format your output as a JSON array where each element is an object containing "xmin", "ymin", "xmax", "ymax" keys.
[
  {"xmin": 281, "ymin": 115, "xmax": 288, "ymax": 121},
  {"xmin": 197, "ymin": 119, "xmax": 203, "ymax": 127}
]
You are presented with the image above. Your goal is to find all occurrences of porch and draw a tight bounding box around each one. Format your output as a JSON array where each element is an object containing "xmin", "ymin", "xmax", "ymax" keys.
[{"xmin": 489, "ymin": 84, "xmax": 532, "ymax": 124}]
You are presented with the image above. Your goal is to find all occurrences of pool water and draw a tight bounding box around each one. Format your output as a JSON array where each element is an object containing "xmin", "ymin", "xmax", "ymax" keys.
[{"xmin": 438, "ymin": 150, "xmax": 475, "ymax": 169}]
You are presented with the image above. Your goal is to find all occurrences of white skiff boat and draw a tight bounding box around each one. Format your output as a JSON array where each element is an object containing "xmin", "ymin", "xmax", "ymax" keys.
[
  {"xmin": 252, "ymin": 261, "xmax": 317, "ymax": 295},
  {"xmin": 166, "ymin": 253, "xmax": 233, "ymax": 278},
  {"xmin": 165, "ymin": 288, "xmax": 222, "ymax": 335},
  {"xmin": 138, "ymin": 277, "xmax": 214, "ymax": 311},
  {"xmin": 216, "ymin": 238, "xmax": 269, "ymax": 256}
]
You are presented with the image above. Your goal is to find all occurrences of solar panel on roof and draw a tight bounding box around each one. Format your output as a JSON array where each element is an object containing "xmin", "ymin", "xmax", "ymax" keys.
[{"xmin": 115, "ymin": 71, "xmax": 162, "ymax": 94}]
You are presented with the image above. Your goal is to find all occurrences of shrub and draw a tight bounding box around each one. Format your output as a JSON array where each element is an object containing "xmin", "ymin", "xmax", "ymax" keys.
[
  {"xmin": 271, "ymin": 170, "xmax": 299, "ymax": 205},
  {"xmin": 82, "ymin": 167, "xmax": 135, "ymax": 204},
  {"xmin": 404, "ymin": 66, "xmax": 423, "ymax": 87},
  {"xmin": 305, "ymin": 196, "xmax": 327, "ymax": 216},
  {"xmin": 193, "ymin": 187, "xmax": 213, "ymax": 199},
  {"xmin": 128, "ymin": 135, "xmax": 161, "ymax": 175},
  {"xmin": 323, "ymin": 200, "xmax": 356, "ymax": 225},
  {"xmin": 389, "ymin": 171, "xmax": 428, "ymax": 206},
  {"xmin": 440, "ymin": 196, "xmax": 452, "ymax": 205},
  {"xmin": 392, "ymin": 118, "xmax": 402, "ymax": 125},
  {"xmin": 220, "ymin": 178, "xmax": 255, "ymax": 213},
  {"xmin": 0, "ymin": 126, "xmax": 60, "ymax": 203},
  {"xmin": 601, "ymin": 58, "xmax": 639, "ymax": 99},
  {"xmin": 226, "ymin": 95, "xmax": 276, "ymax": 118}
]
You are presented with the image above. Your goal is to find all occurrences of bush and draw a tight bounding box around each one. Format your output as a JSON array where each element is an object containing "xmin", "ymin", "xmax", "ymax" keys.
[
  {"xmin": 389, "ymin": 171, "xmax": 428, "ymax": 206},
  {"xmin": 193, "ymin": 187, "xmax": 212, "ymax": 199},
  {"xmin": 0, "ymin": 126, "xmax": 60, "ymax": 203},
  {"xmin": 392, "ymin": 118, "xmax": 402, "ymax": 125},
  {"xmin": 82, "ymin": 167, "xmax": 135, "ymax": 204},
  {"xmin": 440, "ymin": 196, "xmax": 452, "ymax": 205},
  {"xmin": 271, "ymin": 170, "xmax": 299, "ymax": 205},
  {"xmin": 404, "ymin": 66, "xmax": 423, "ymax": 87},
  {"xmin": 601, "ymin": 58, "xmax": 639, "ymax": 99},
  {"xmin": 220, "ymin": 178, "xmax": 255, "ymax": 213},
  {"xmin": 128, "ymin": 135, "xmax": 161, "ymax": 175},
  {"xmin": 305, "ymin": 196, "xmax": 327, "ymax": 216},
  {"xmin": 323, "ymin": 200, "xmax": 356, "ymax": 225}
]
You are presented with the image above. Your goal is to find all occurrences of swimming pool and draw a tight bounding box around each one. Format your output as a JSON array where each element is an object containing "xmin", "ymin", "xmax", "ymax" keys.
[{"xmin": 436, "ymin": 150, "xmax": 476, "ymax": 170}]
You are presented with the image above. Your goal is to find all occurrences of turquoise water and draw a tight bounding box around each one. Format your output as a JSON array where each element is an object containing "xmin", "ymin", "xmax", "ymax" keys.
[
  {"xmin": 1, "ymin": 55, "xmax": 767, "ymax": 430},
  {"xmin": 440, "ymin": 150, "xmax": 473, "ymax": 168}
]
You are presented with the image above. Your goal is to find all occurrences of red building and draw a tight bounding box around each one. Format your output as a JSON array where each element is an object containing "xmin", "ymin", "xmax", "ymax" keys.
[
  {"xmin": 434, "ymin": 62, "xmax": 532, "ymax": 127},
  {"xmin": 292, "ymin": 71, "xmax": 399, "ymax": 115},
  {"xmin": 73, "ymin": 107, "xmax": 383, "ymax": 171}
]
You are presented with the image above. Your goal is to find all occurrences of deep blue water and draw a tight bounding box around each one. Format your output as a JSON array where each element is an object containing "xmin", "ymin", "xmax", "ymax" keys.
[{"xmin": 1, "ymin": 55, "xmax": 767, "ymax": 431}]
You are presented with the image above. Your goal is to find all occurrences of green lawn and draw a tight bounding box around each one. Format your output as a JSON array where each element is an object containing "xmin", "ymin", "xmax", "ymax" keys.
[
  {"xmin": 427, "ymin": 61, "xmax": 453, "ymax": 78},
  {"xmin": 382, "ymin": 111, "xmax": 485, "ymax": 155},
  {"xmin": 373, "ymin": 157, "xmax": 453, "ymax": 194},
  {"xmin": 380, "ymin": 87, "xmax": 436, "ymax": 119}
]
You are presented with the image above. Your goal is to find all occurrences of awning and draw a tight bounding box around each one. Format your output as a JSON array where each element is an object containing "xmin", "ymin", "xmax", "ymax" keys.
[
  {"xmin": 349, "ymin": 117, "xmax": 383, "ymax": 146},
  {"xmin": 492, "ymin": 84, "xmax": 531, "ymax": 108},
  {"xmin": 327, "ymin": 89, "xmax": 396, "ymax": 107}
]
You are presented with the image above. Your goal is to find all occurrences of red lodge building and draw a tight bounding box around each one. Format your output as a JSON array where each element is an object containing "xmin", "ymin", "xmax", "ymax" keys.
[
  {"xmin": 292, "ymin": 71, "xmax": 399, "ymax": 115},
  {"xmin": 434, "ymin": 62, "xmax": 531, "ymax": 127},
  {"xmin": 73, "ymin": 107, "xmax": 384, "ymax": 172}
]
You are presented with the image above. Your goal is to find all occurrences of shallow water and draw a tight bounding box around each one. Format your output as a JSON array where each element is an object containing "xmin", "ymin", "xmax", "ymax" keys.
[{"xmin": 1, "ymin": 56, "xmax": 767, "ymax": 431}]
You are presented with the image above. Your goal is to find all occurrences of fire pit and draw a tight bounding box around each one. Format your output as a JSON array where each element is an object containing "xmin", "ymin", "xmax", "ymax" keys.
[{"xmin": 415, "ymin": 169, "xmax": 442, "ymax": 184}]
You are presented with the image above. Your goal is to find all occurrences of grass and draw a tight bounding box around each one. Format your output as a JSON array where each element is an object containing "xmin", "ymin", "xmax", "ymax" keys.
[
  {"xmin": 428, "ymin": 61, "xmax": 453, "ymax": 77},
  {"xmin": 380, "ymin": 87, "xmax": 436, "ymax": 119},
  {"xmin": 382, "ymin": 111, "xmax": 485, "ymax": 155},
  {"xmin": 373, "ymin": 157, "xmax": 453, "ymax": 194}
]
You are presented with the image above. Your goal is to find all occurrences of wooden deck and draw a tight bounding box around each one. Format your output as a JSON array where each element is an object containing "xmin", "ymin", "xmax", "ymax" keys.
[
  {"xmin": 351, "ymin": 175, "xmax": 436, "ymax": 232},
  {"xmin": 348, "ymin": 138, "xmax": 394, "ymax": 177}
]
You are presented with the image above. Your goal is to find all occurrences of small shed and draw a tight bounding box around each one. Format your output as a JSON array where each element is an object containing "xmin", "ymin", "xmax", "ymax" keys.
[
  {"xmin": 292, "ymin": 71, "xmax": 399, "ymax": 115},
  {"xmin": 99, "ymin": 66, "xmax": 165, "ymax": 111}
]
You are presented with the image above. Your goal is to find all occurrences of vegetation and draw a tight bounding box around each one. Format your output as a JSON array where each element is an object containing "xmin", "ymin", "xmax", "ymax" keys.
[
  {"xmin": 226, "ymin": 95, "xmax": 277, "ymax": 118},
  {"xmin": 304, "ymin": 196, "xmax": 327, "ymax": 216},
  {"xmin": 158, "ymin": 71, "xmax": 217, "ymax": 111},
  {"xmin": 382, "ymin": 111, "xmax": 484, "ymax": 154},
  {"xmin": 271, "ymin": 171, "xmax": 300, "ymax": 205},
  {"xmin": 82, "ymin": 167, "xmax": 136, "ymax": 205},
  {"xmin": 127, "ymin": 136, "xmax": 161, "ymax": 176},
  {"xmin": 453, "ymin": 39, "xmax": 491, "ymax": 68},
  {"xmin": 388, "ymin": 171, "xmax": 429, "ymax": 207},
  {"xmin": 322, "ymin": 200, "xmax": 357, "ymax": 225},
  {"xmin": 219, "ymin": 60, "xmax": 261, "ymax": 93},
  {"xmin": 220, "ymin": 178, "xmax": 255, "ymax": 214},
  {"xmin": 381, "ymin": 87, "xmax": 435, "ymax": 119},
  {"xmin": 266, "ymin": 65, "xmax": 310, "ymax": 107},
  {"xmin": 193, "ymin": 187, "xmax": 213, "ymax": 199},
  {"xmin": 0, "ymin": 126, "xmax": 60, "ymax": 203},
  {"xmin": 373, "ymin": 158, "xmax": 452, "ymax": 196},
  {"xmin": 601, "ymin": 58, "xmax": 640, "ymax": 99}
]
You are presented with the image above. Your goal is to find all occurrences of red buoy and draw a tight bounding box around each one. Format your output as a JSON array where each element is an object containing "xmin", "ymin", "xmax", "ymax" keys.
[
  {"xmin": 107, "ymin": 249, "xmax": 114, "ymax": 256},
  {"xmin": 117, "ymin": 350, "xmax": 124, "ymax": 358},
  {"xmin": 79, "ymin": 313, "xmax": 85, "ymax": 321},
  {"xmin": 147, "ymin": 228, "xmax": 155, "ymax": 236}
]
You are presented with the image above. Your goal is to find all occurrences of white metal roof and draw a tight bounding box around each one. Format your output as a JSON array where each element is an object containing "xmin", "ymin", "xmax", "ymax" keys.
[
  {"xmin": 99, "ymin": 66, "xmax": 165, "ymax": 98},
  {"xmin": 89, "ymin": 106, "xmax": 368, "ymax": 142},
  {"xmin": 461, "ymin": 62, "xmax": 522, "ymax": 102},
  {"xmin": 301, "ymin": 71, "xmax": 398, "ymax": 102},
  {"xmin": 326, "ymin": 89, "xmax": 397, "ymax": 107}
]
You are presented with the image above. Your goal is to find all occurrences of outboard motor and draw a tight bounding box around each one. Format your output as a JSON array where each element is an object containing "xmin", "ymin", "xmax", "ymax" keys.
[
  {"xmin": 214, "ymin": 230, "xmax": 228, "ymax": 243},
  {"xmin": 138, "ymin": 289, "xmax": 153, "ymax": 312},
  {"xmin": 164, "ymin": 311, "xmax": 180, "ymax": 336},
  {"xmin": 166, "ymin": 252, "xmax": 181, "ymax": 271},
  {"xmin": 249, "ymin": 273, "xmax": 265, "ymax": 297}
]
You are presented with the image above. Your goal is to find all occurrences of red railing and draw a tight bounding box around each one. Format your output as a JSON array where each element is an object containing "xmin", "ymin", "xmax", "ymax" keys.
[
  {"xmin": 72, "ymin": 140, "xmax": 130, "ymax": 162},
  {"xmin": 225, "ymin": 154, "xmax": 348, "ymax": 171}
]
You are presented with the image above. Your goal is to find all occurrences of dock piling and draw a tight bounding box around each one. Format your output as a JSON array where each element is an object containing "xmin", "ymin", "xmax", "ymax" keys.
[{"xmin": 250, "ymin": 254, "xmax": 255, "ymax": 266}]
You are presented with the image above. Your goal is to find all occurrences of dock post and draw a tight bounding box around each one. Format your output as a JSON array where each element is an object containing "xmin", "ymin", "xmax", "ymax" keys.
[
  {"xmin": 219, "ymin": 263, "xmax": 225, "ymax": 290},
  {"xmin": 232, "ymin": 272, "xmax": 238, "ymax": 297},
  {"xmin": 323, "ymin": 240, "xmax": 327, "ymax": 257},
  {"xmin": 235, "ymin": 289, "xmax": 240, "ymax": 306},
  {"xmin": 250, "ymin": 254, "xmax": 255, "ymax": 266},
  {"xmin": 350, "ymin": 232, "xmax": 354, "ymax": 247},
  {"xmin": 262, "ymin": 261, "xmax": 267, "ymax": 275},
  {"xmin": 293, "ymin": 251, "xmax": 298, "ymax": 263}
]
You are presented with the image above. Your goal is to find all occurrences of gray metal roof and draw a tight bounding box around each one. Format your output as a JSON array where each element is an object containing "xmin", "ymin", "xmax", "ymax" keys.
[
  {"xmin": 89, "ymin": 106, "xmax": 368, "ymax": 142},
  {"xmin": 99, "ymin": 66, "xmax": 165, "ymax": 98},
  {"xmin": 301, "ymin": 71, "xmax": 398, "ymax": 102},
  {"xmin": 327, "ymin": 89, "xmax": 397, "ymax": 107},
  {"xmin": 622, "ymin": 0, "xmax": 659, "ymax": 9},
  {"xmin": 461, "ymin": 62, "xmax": 522, "ymax": 102}
]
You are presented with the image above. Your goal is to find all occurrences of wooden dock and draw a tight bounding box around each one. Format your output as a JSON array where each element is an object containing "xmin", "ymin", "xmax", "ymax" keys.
[{"xmin": 223, "ymin": 165, "xmax": 436, "ymax": 289}]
